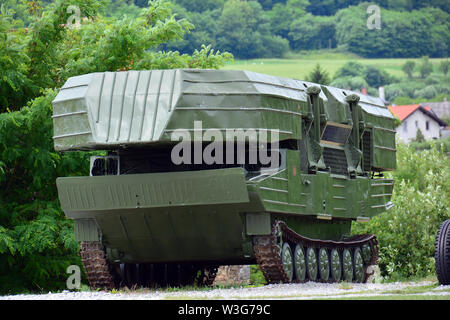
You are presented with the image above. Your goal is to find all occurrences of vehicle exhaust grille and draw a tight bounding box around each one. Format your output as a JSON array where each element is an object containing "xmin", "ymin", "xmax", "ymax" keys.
[
  {"xmin": 323, "ymin": 147, "xmax": 348, "ymax": 175},
  {"xmin": 362, "ymin": 131, "xmax": 372, "ymax": 172}
]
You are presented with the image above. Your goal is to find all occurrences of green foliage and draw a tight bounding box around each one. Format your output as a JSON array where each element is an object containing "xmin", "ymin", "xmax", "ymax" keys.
[
  {"xmin": 0, "ymin": 90, "xmax": 88, "ymax": 294},
  {"xmin": 402, "ymin": 61, "xmax": 416, "ymax": 79},
  {"xmin": 409, "ymin": 136, "xmax": 450, "ymax": 153},
  {"xmin": 383, "ymin": 78, "xmax": 448, "ymax": 102},
  {"xmin": 414, "ymin": 128, "xmax": 425, "ymax": 143},
  {"xmin": 439, "ymin": 60, "xmax": 449, "ymax": 76},
  {"xmin": 163, "ymin": 6, "xmax": 220, "ymax": 55},
  {"xmin": 162, "ymin": 1, "xmax": 449, "ymax": 59},
  {"xmin": 331, "ymin": 62, "xmax": 393, "ymax": 91},
  {"xmin": 289, "ymin": 13, "xmax": 336, "ymax": 51},
  {"xmin": 363, "ymin": 65, "xmax": 395, "ymax": 88},
  {"xmin": 335, "ymin": 5, "xmax": 450, "ymax": 58},
  {"xmin": 333, "ymin": 61, "xmax": 365, "ymax": 79},
  {"xmin": 249, "ymin": 265, "xmax": 267, "ymax": 285},
  {"xmin": 0, "ymin": 0, "xmax": 233, "ymax": 294},
  {"xmin": 173, "ymin": 0, "xmax": 225, "ymax": 12},
  {"xmin": 25, "ymin": 0, "xmax": 106, "ymax": 92},
  {"xmin": 268, "ymin": 0, "xmax": 309, "ymax": 40},
  {"xmin": 392, "ymin": 94, "xmax": 449, "ymax": 106},
  {"xmin": 353, "ymin": 142, "xmax": 450, "ymax": 280},
  {"xmin": 105, "ymin": 0, "xmax": 142, "ymax": 18},
  {"xmin": 306, "ymin": 63, "xmax": 330, "ymax": 85},
  {"xmin": 216, "ymin": 0, "xmax": 289, "ymax": 59},
  {"xmin": 0, "ymin": 6, "xmax": 31, "ymax": 111},
  {"xmin": 419, "ymin": 56, "xmax": 433, "ymax": 79},
  {"xmin": 414, "ymin": 85, "xmax": 439, "ymax": 100},
  {"xmin": 330, "ymin": 76, "xmax": 368, "ymax": 91}
]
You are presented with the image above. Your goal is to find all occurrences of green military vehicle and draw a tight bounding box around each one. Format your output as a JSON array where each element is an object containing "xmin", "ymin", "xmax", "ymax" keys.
[{"xmin": 52, "ymin": 69, "xmax": 396, "ymax": 289}]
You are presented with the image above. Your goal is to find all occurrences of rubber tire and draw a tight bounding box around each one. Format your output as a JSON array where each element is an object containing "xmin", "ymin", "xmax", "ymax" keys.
[{"xmin": 435, "ymin": 219, "xmax": 450, "ymax": 285}]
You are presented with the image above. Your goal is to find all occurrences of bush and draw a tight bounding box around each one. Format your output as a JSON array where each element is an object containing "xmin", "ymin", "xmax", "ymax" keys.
[
  {"xmin": 384, "ymin": 81, "xmax": 424, "ymax": 101},
  {"xmin": 363, "ymin": 65, "xmax": 394, "ymax": 88},
  {"xmin": 0, "ymin": 91, "xmax": 89, "ymax": 294},
  {"xmin": 352, "ymin": 142, "xmax": 450, "ymax": 280},
  {"xmin": 424, "ymin": 75, "xmax": 441, "ymax": 86},
  {"xmin": 414, "ymin": 85, "xmax": 439, "ymax": 100},
  {"xmin": 330, "ymin": 76, "xmax": 369, "ymax": 91},
  {"xmin": 333, "ymin": 61, "xmax": 365, "ymax": 79},
  {"xmin": 409, "ymin": 137, "xmax": 450, "ymax": 153}
]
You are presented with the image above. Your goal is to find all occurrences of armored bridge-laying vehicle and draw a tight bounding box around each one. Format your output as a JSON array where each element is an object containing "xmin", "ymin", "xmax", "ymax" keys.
[{"xmin": 53, "ymin": 69, "xmax": 396, "ymax": 289}]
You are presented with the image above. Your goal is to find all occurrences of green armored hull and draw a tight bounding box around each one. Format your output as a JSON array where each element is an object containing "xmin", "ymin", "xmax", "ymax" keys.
[{"xmin": 53, "ymin": 69, "xmax": 396, "ymax": 288}]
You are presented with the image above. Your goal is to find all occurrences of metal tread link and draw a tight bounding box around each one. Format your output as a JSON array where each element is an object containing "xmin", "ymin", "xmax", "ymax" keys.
[
  {"xmin": 253, "ymin": 220, "xmax": 379, "ymax": 284},
  {"xmin": 80, "ymin": 241, "xmax": 115, "ymax": 290}
]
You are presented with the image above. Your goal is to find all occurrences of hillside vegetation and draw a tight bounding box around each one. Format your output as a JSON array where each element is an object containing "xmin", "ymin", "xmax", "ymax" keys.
[
  {"xmin": 0, "ymin": 0, "xmax": 448, "ymax": 294},
  {"xmin": 223, "ymin": 53, "xmax": 445, "ymax": 80},
  {"xmin": 223, "ymin": 52, "xmax": 449, "ymax": 105},
  {"xmin": 4, "ymin": 1, "xmax": 449, "ymax": 59}
]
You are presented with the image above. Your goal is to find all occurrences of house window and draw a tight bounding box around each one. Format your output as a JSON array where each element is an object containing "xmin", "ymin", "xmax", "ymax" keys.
[
  {"xmin": 403, "ymin": 121, "xmax": 407, "ymax": 132},
  {"xmin": 426, "ymin": 121, "xmax": 430, "ymax": 131},
  {"xmin": 415, "ymin": 120, "xmax": 418, "ymax": 128}
]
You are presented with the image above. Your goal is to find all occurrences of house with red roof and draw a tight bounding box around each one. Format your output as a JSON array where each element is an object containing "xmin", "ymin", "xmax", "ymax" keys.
[{"xmin": 388, "ymin": 104, "xmax": 448, "ymax": 143}]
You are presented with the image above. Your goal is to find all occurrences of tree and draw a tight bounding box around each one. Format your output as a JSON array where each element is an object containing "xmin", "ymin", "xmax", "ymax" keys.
[
  {"xmin": 335, "ymin": 5, "xmax": 450, "ymax": 58},
  {"xmin": 163, "ymin": 6, "xmax": 221, "ymax": 55},
  {"xmin": 306, "ymin": 63, "xmax": 330, "ymax": 85},
  {"xmin": 333, "ymin": 61, "xmax": 365, "ymax": 79},
  {"xmin": 267, "ymin": 0, "xmax": 309, "ymax": 39},
  {"xmin": 0, "ymin": 0, "xmax": 232, "ymax": 294},
  {"xmin": 173, "ymin": 0, "xmax": 224, "ymax": 12},
  {"xmin": 419, "ymin": 56, "xmax": 433, "ymax": 79},
  {"xmin": 415, "ymin": 128, "xmax": 425, "ymax": 143},
  {"xmin": 352, "ymin": 143, "xmax": 450, "ymax": 280},
  {"xmin": 0, "ymin": 6, "xmax": 31, "ymax": 112},
  {"xmin": 402, "ymin": 61, "xmax": 416, "ymax": 79},
  {"xmin": 216, "ymin": 0, "xmax": 288, "ymax": 59},
  {"xmin": 363, "ymin": 65, "xmax": 394, "ymax": 88},
  {"xmin": 289, "ymin": 13, "xmax": 336, "ymax": 50},
  {"xmin": 440, "ymin": 60, "xmax": 449, "ymax": 76},
  {"xmin": 329, "ymin": 76, "xmax": 369, "ymax": 92}
]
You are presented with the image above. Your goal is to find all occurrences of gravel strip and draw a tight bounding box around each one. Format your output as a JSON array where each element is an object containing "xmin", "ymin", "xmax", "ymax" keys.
[{"xmin": 2, "ymin": 281, "xmax": 449, "ymax": 300}]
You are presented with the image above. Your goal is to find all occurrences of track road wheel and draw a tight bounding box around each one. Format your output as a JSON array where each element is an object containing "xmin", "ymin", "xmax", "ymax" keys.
[
  {"xmin": 353, "ymin": 247, "xmax": 365, "ymax": 283},
  {"xmin": 435, "ymin": 220, "xmax": 450, "ymax": 285},
  {"xmin": 342, "ymin": 249, "xmax": 353, "ymax": 282},
  {"xmin": 330, "ymin": 249, "xmax": 342, "ymax": 282},
  {"xmin": 361, "ymin": 243, "xmax": 372, "ymax": 265},
  {"xmin": 318, "ymin": 248, "xmax": 330, "ymax": 281},
  {"xmin": 306, "ymin": 247, "xmax": 318, "ymax": 281},
  {"xmin": 281, "ymin": 243, "xmax": 294, "ymax": 282},
  {"xmin": 294, "ymin": 244, "xmax": 306, "ymax": 281}
]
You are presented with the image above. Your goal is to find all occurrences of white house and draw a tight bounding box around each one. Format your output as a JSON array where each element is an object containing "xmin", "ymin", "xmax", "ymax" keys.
[{"xmin": 388, "ymin": 104, "xmax": 447, "ymax": 143}]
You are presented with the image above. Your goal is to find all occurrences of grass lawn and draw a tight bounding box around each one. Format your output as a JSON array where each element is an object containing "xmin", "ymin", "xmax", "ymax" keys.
[{"xmin": 221, "ymin": 51, "xmax": 446, "ymax": 80}]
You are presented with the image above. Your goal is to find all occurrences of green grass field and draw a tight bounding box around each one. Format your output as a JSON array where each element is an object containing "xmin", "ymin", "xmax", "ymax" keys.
[{"xmin": 221, "ymin": 51, "xmax": 446, "ymax": 80}]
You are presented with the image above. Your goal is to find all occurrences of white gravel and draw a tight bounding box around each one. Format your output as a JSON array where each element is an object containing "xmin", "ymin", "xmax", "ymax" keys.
[{"xmin": 2, "ymin": 281, "xmax": 449, "ymax": 300}]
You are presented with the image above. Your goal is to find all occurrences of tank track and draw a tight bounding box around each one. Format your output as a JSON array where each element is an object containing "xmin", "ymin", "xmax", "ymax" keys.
[
  {"xmin": 253, "ymin": 220, "xmax": 379, "ymax": 284},
  {"xmin": 80, "ymin": 242, "xmax": 116, "ymax": 290},
  {"xmin": 80, "ymin": 241, "xmax": 218, "ymax": 290}
]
